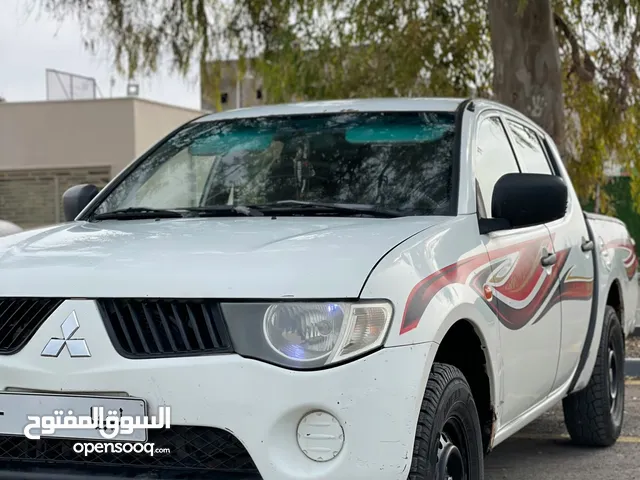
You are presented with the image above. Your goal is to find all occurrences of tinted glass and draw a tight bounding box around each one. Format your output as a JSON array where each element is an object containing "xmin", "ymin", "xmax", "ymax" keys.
[
  {"xmin": 93, "ymin": 112, "xmax": 457, "ymax": 216},
  {"xmin": 475, "ymin": 117, "xmax": 520, "ymax": 217},
  {"xmin": 507, "ymin": 120, "xmax": 553, "ymax": 175}
]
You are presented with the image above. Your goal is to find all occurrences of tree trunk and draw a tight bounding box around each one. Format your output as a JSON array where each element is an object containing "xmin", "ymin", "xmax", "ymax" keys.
[{"xmin": 488, "ymin": 0, "xmax": 566, "ymax": 159}]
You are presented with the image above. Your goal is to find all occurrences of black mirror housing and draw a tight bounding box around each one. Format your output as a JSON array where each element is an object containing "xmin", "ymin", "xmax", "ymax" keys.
[
  {"xmin": 491, "ymin": 173, "xmax": 567, "ymax": 229},
  {"xmin": 62, "ymin": 184, "xmax": 99, "ymax": 222}
]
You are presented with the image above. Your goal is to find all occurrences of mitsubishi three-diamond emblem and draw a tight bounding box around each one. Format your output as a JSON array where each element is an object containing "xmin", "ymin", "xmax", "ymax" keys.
[{"xmin": 41, "ymin": 311, "xmax": 91, "ymax": 358}]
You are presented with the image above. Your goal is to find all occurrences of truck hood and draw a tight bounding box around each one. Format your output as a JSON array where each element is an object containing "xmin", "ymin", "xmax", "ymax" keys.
[{"xmin": 0, "ymin": 217, "xmax": 447, "ymax": 298}]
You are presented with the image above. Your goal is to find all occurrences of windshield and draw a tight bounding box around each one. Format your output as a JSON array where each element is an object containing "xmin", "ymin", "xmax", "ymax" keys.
[{"xmin": 91, "ymin": 111, "xmax": 457, "ymax": 217}]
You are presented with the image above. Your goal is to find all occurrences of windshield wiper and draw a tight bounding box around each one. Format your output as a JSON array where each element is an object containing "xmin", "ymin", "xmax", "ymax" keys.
[
  {"xmin": 92, "ymin": 202, "xmax": 400, "ymax": 220},
  {"xmin": 253, "ymin": 200, "xmax": 403, "ymax": 218},
  {"xmin": 182, "ymin": 205, "xmax": 264, "ymax": 217},
  {"xmin": 92, "ymin": 207, "xmax": 184, "ymax": 220}
]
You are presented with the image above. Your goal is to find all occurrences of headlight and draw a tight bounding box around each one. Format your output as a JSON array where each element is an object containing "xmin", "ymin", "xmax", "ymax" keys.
[{"xmin": 221, "ymin": 301, "xmax": 393, "ymax": 369}]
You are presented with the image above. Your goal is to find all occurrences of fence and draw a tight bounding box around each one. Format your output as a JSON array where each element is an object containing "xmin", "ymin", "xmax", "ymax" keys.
[
  {"xmin": 45, "ymin": 69, "xmax": 97, "ymax": 101},
  {"xmin": 583, "ymin": 177, "xmax": 640, "ymax": 245}
]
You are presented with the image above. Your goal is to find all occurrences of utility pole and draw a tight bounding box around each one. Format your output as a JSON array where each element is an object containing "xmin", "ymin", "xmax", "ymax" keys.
[{"xmin": 236, "ymin": 77, "xmax": 241, "ymax": 108}]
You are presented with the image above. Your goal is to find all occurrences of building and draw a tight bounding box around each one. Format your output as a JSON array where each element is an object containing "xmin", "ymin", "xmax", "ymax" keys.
[
  {"xmin": 201, "ymin": 59, "xmax": 267, "ymax": 112},
  {"xmin": 0, "ymin": 97, "xmax": 204, "ymax": 229},
  {"xmin": 199, "ymin": 46, "xmax": 429, "ymax": 112}
]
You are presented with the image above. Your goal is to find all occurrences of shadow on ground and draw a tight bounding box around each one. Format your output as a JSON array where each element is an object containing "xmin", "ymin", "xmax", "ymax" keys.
[{"xmin": 485, "ymin": 382, "xmax": 640, "ymax": 479}]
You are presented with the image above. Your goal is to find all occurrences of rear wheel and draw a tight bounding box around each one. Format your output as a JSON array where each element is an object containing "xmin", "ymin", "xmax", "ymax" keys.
[
  {"xmin": 409, "ymin": 363, "xmax": 484, "ymax": 480},
  {"xmin": 562, "ymin": 305, "xmax": 625, "ymax": 446}
]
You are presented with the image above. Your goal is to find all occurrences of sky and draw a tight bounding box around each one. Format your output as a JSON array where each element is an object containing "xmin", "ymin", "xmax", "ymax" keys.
[{"xmin": 1, "ymin": 0, "xmax": 201, "ymax": 110}]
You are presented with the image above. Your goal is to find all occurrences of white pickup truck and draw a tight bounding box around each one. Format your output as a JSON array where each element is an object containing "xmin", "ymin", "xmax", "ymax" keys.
[{"xmin": 0, "ymin": 98, "xmax": 636, "ymax": 480}]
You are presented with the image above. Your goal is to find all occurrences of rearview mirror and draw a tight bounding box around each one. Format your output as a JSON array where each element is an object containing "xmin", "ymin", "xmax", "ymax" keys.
[
  {"xmin": 63, "ymin": 184, "xmax": 99, "ymax": 222},
  {"xmin": 491, "ymin": 173, "xmax": 567, "ymax": 229}
]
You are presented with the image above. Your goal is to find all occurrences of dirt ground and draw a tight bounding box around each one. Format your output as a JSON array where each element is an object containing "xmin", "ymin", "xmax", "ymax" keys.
[{"xmin": 627, "ymin": 335, "xmax": 640, "ymax": 358}]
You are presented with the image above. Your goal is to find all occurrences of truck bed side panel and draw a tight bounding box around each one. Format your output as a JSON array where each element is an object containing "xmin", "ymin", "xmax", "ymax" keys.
[
  {"xmin": 586, "ymin": 212, "xmax": 638, "ymax": 334},
  {"xmin": 570, "ymin": 212, "xmax": 638, "ymax": 393}
]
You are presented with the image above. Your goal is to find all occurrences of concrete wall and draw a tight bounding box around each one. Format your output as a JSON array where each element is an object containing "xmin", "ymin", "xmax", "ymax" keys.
[
  {"xmin": 0, "ymin": 166, "xmax": 111, "ymax": 229},
  {"xmin": 0, "ymin": 98, "xmax": 136, "ymax": 172},
  {"xmin": 0, "ymin": 98, "xmax": 204, "ymax": 229},
  {"xmin": 133, "ymin": 99, "xmax": 205, "ymax": 158}
]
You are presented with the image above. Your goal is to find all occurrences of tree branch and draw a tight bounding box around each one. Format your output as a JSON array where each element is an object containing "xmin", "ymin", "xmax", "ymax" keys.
[
  {"xmin": 616, "ymin": 12, "xmax": 640, "ymax": 111},
  {"xmin": 554, "ymin": 12, "xmax": 596, "ymax": 82}
]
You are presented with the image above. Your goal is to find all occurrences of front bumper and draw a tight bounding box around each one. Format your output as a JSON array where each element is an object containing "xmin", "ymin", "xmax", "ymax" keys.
[
  {"xmin": 0, "ymin": 300, "xmax": 436, "ymax": 480},
  {"xmin": 0, "ymin": 468, "xmax": 259, "ymax": 480},
  {"xmin": 0, "ymin": 467, "xmax": 258, "ymax": 480}
]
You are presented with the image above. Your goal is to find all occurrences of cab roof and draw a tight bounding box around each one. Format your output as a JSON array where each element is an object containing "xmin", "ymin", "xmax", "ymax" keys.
[{"xmin": 195, "ymin": 97, "xmax": 467, "ymax": 121}]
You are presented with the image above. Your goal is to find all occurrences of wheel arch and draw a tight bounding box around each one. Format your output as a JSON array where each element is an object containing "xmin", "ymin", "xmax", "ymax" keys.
[
  {"xmin": 606, "ymin": 278, "xmax": 624, "ymax": 326},
  {"xmin": 568, "ymin": 269, "xmax": 627, "ymax": 394},
  {"xmin": 431, "ymin": 311, "xmax": 500, "ymax": 454}
]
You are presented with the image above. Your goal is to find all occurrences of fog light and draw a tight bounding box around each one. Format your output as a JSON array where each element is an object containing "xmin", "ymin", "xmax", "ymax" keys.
[{"xmin": 296, "ymin": 410, "xmax": 345, "ymax": 462}]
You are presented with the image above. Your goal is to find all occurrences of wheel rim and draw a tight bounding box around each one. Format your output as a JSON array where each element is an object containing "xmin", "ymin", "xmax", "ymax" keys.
[
  {"xmin": 608, "ymin": 347, "xmax": 617, "ymax": 412},
  {"xmin": 608, "ymin": 336, "xmax": 623, "ymax": 420},
  {"xmin": 436, "ymin": 417, "xmax": 468, "ymax": 480}
]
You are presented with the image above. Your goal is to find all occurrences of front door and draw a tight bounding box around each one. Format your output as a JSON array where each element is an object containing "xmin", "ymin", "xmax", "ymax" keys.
[{"xmin": 474, "ymin": 113, "xmax": 561, "ymax": 426}]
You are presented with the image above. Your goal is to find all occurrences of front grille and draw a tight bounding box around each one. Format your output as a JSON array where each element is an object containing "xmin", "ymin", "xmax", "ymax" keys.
[
  {"xmin": 0, "ymin": 298, "xmax": 64, "ymax": 354},
  {"xmin": 97, "ymin": 299, "xmax": 234, "ymax": 358},
  {"xmin": 0, "ymin": 426, "xmax": 260, "ymax": 479}
]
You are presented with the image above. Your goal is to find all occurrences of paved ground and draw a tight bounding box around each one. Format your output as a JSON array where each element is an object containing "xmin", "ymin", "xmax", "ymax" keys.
[{"xmin": 485, "ymin": 379, "xmax": 640, "ymax": 479}]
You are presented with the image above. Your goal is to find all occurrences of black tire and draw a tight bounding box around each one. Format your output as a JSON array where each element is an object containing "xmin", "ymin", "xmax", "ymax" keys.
[
  {"xmin": 409, "ymin": 363, "xmax": 484, "ymax": 480},
  {"xmin": 562, "ymin": 305, "xmax": 625, "ymax": 446}
]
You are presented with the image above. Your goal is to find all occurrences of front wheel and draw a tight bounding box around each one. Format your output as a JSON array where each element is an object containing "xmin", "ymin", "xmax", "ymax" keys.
[
  {"xmin": 562, "ymin": 305, "xmax": 625, "ymax": 446},
  {"xmin": 409, "ymin": 363, "xmax": 484, "ymax": 480}
]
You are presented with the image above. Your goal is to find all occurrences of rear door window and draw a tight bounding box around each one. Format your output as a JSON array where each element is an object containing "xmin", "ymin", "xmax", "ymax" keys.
[{"xmin": 506, "ymin": 120, "xmax": 553, "ymax": 175}]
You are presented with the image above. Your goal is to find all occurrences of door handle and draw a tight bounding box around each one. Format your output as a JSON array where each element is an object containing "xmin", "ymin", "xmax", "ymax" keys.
[
  {"xmin": 541, "ymin": 252, "xmax": 557, "ymax": 267},
  {"xmin": 581, "ymin": 239, "xmax": 594, "ymax": 252}
]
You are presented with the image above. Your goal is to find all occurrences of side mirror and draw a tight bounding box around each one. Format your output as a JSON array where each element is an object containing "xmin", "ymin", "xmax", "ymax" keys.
[
  {"xmin": 62, "ymin": 184, "xmax": 99, "ymax": 222},
  {"xmin": 490, "ymin": 173, "xmax": 567, "ymax": 229}
]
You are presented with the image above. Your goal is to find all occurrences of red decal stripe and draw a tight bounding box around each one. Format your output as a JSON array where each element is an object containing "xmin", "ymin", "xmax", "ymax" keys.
[
  {"xmin": 604, "ymin": 238, "xmax": 637, "ymax": 280},
  {"xmin": 400, "ymin": 237, "xmax": 593, "ymax": 334}
]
